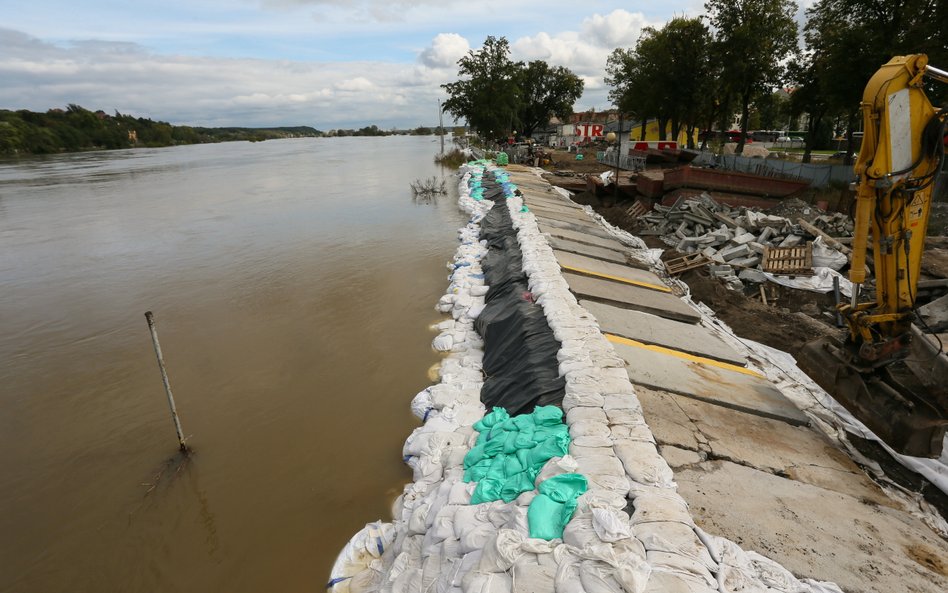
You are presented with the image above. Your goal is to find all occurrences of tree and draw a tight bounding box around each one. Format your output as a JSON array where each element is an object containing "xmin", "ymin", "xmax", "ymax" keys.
[
  {"xmin": 606, "ymin": 17, "xmax": 714, "ymax": 148},
  {"xmin": 705, "ymin": 0, "xmax": 798, "ymax": 154},
  {"xmin": 442, "ymin": 36, "xmax": 520, "ymax": 139},
  {"xmin": 515, "ymin": 60, "xmax": 584, "ymax": 137},
  {"xmin": 799, "ymin": 0, "xmax": 948, "ymax": 161}
]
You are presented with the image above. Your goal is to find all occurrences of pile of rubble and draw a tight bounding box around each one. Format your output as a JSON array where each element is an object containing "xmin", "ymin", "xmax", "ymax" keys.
[{"xmin": 640, "ymin": 193, "xmax": 854, "ymax": 289}]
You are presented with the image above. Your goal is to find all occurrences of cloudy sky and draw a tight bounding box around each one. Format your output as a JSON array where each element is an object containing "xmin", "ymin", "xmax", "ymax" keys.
[{"xmin": 2, "ymin": 0, "xmax": 707, "ymax": 129}]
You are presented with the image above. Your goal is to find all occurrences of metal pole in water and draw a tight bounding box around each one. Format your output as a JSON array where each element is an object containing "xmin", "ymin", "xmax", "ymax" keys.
[
  {"xmin": 144, "ymin": 311, "xmax": 188, "ymax": 452},
  {"xmin": 438, "ymin": 99, "xmax": 445, "ymax": 156}
]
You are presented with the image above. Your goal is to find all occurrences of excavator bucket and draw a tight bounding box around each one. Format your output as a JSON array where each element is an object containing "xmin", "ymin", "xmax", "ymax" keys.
[{"xmin": 797, "ymin": 335, "xmax": 948, "ymax": 458}]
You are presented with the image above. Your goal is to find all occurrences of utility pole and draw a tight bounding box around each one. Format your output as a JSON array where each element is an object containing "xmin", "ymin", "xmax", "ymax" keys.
[
  {"xmin": 614, "ymin": 112, "xmax": 622, "ymax": 198},
  {"xmin": 438, "ymin": 99, "xmax": 445, "ymax": 155}
]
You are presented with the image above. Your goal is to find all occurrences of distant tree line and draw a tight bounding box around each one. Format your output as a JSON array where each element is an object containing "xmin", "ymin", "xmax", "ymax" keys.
[
  {"xmin": 604, "ymin": 0, "xmax": 947, "ymax": 161},
  {"xmin": 0, "ymin": 104, "xmax": 323, "ymax": 156},
  {"xmin": 326, "ymin": 125, "xmax": 448, "ymax": 137}
]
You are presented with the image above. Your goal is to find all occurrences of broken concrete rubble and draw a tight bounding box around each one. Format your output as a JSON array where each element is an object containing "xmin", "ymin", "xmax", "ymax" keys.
[{"xmin": 639, "ymin": 192, "xmax": 853, "ymax": 290}]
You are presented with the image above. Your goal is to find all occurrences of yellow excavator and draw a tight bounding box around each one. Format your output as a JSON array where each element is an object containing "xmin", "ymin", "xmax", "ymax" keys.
[{"xmin": 799, "ymin": 54, "xmax": 948, "ymax": 458}]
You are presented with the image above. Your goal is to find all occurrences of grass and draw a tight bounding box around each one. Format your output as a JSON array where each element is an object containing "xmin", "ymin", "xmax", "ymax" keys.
[{"xmin": 434, "ymin": 148, "xmax": 467, "ymax": 169}]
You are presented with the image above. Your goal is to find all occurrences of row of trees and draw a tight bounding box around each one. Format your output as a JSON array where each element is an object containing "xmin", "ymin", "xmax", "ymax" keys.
[
  {"xmin": 0, "ymin": 105, "xmax": 323, "ymax": 156},
  {"xmin": 442, "ymin": 36, "xmax": 585, "ymax": 140},
  {"xmin": 605, "ymin": 0, "xmax": 947, "ymax": 160}
]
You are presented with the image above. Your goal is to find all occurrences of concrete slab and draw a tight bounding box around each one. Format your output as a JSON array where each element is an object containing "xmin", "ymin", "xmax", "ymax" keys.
[
  {"xmin": 528, "ymin": 208, "xmax": 598, "ymax": 227},
  {"xmin": 562, "ymin": 271, "xmax": 702, "ymax": 323},
  {"xmin": 580, "ymin": 300, "xmax": 746, "ymax": 366},
  {"xmin": 556, "ymin": 251, "xmax": 668, "ymax": 292},
  {"xmin": 547, "ymin": 237, "xmax": 632, "ymax": 265},
  {"xmin": 521, "ymin": 194, "xmax": 584, "ymax": 211},
  {"xmin": 661, "ymin": 393, "xmax": 893, "ymax": 505},
  {"xmin": 607, "ymin": 337, "xmax": 809, "ymax": 425},
  {"xmin": 532, "ymin": 217, "xmax": 617, "ymax": 240},
  {"xmin": 539, "ymin": 224, "xmax": 635, "ymax": 252},
  {"xmin": 676, "ymin": 460, "xmax": 948, "ymax": 593}
]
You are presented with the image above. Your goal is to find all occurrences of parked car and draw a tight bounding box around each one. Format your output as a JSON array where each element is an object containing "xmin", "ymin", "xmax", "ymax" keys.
[
  {"xmin": 790, "ymin": 136, "xmax": 804, "ymax": 143},
  {"xmin": 776, "ymin": 136, "xmax": 791, "ymax": 143}
]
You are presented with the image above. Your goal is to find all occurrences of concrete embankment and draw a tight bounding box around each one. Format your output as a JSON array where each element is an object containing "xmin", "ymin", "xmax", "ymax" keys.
[{"xmin": 329, "ymin": 162, "xmax": 948, "ymax": 593}]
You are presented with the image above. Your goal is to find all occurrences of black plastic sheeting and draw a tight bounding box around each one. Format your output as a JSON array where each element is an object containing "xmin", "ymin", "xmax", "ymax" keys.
[{"xmin": 474, "ymin": 178, "xmax": 566, "ymax": 416}]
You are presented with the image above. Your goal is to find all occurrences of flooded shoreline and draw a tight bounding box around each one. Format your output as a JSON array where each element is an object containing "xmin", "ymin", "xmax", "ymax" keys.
[{"xmin": 0, "ymin": 137, "xmax": 465, "ymax": 591}]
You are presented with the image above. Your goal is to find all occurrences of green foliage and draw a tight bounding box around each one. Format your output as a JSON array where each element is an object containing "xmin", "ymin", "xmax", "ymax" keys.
[
  {"xmin": 412, "ymin": 126, "xmax": 433, "ymax": 135},
  {"xmin": 0, "ymin": 105, "xmax": 323, "ymax": 156},
  {"xmin": 442, "ymin": 36, "xmax": 521, "ymax": 139},
  {"xmin": 606, "ymin": 17, "xmax": 714, "ymax": 147},
  {"xmin": 515, "ymin": 60, "xmax": 584, "ymax": 137},
  {"xmin": 442, "ymin": 36, "xmax": 583, "ymax": 139},
  {"xmin": 706, "ymin": 0, "xmax": 798, "ymax": 152}
]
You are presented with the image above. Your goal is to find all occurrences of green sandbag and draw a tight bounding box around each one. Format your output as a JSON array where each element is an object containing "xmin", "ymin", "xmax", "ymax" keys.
[
  {"xmin": 495, "ymin": 152, "xmax": 509, "ymax": 166},
  {"xmin": 465, "ymin": 405, "xmax": 580, "ymax": 505},
  {"xmin": 527, "ymin": 473, "xmax": 588, "ymax": 539}
]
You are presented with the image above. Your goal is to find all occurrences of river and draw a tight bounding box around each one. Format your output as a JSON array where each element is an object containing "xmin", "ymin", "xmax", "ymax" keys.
[{"xmin": 0, "ymin": 136, "xmax": 466, "ymax": 592}]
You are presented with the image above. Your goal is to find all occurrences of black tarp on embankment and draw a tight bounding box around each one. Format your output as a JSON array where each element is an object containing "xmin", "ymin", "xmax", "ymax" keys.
[{"xmin": 474, "ymin": 179, "xmax": 565, "ymax": 416}]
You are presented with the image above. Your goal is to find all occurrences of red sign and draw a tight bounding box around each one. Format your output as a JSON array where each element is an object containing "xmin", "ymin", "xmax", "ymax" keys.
[{"xmin": 573, "ymin": 123, "xmax": 604, "ymax": 138}]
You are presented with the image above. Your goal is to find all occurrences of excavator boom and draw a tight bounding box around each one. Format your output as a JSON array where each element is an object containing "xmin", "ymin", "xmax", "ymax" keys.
[{"xmin": 799, "ymin": 55, "xmax": 948, "ymax": 458}]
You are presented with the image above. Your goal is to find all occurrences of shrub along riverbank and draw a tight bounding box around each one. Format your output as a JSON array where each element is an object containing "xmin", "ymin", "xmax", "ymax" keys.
[{"xmin": 0, "ymin": 105, "xmax": 323, "ymax": 156}]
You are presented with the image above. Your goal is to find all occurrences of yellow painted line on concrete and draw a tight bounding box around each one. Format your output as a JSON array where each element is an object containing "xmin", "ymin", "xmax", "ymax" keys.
[
  {"xmin": 560, "ymin": 264, "xmax": 672, "ymax": 293},
  {"xmin": 605, "ymin": 333, "xmax": 762, "ymax": 378}
]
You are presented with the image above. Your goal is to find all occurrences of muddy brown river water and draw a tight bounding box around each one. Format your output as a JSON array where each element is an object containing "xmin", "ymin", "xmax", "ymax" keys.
[{"xmin": 0, "ymin": 136, "xmax": 466, "ymax": 592}]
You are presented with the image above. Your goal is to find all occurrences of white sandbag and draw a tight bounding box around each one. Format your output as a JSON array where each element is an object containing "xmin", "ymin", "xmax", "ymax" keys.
[
  {"xmin": 470, "ymin": 285, "xmax": 490, "ymax": 297},
  {"xmin": 613, "ymin": 440, "xmax": 676, "ymax": 489},
  {"xmin": 411, "ymin": 389, "xmax": 433, "ymax": 420},
  {"xmin": 634, "ymin": 522, "xmax": 716, "ymax": 572},
  {"xmin": 645, "ymin": 551, "xmax": 717, "ymax": 589},
  {"xmin": 576, "ymin": 489, "xmax": 628, "ymax": 512},
  {"xmin": 477, "ymin": 529, "xmax": 526, "ymax": 572},
  {"xmin": 609, "ymin": 424, "xmax": 654, "ymax": 443},
  {"xmin": 570, "ymin": 420, "xmax": 612, "ymax": 438},
  {"xmin": 554, "ymin": 551, "xmax": 585, "ymax": 593},
  {"xmin": 421, "ymin": 548, "xmax": 444, "ymax": 593},
  {"xmin": 511, "ymin": 557, "xmax": 556, "ymax": 593},
  {"xmin": 579, "ymin": 560, "xmax": 626, "ymax": 593},
  {"xmin": 461, "ymin": 571, "xmax": 512, "ymax": 593},
  {"xmin": 563, "ymin": 511, "xmax": 599, "ymax": 548},
  {"xmin": 642, "ymin": 571, "xmax": 719, "ymax": 593},
  {"xmin": 535, "ymin": 455, "xmax": 580, "ymax": 486},
  {"xmin": 349, "ymin": 563, "xmax": 383, "ymax": 593},
  {"xmin": 591, "ymin": 507, "xmax": 632, "ymax": 542},
  {"xmin": 573, "ymin": 434, "xmax": 614, "ymax": 448},
  {"xmin": 560, "ymin": 391, "xmax": 605, "ymax": 411},
  {"xmin": 566, "ymin": 406, "xmax": 608, "ymax": 424},
  {"xmin": 629, "ymin": 493, "xmax": 694, "ymax": 527},
  {"xmin": 605, "ymin": 408, "xmax": 645, "ymax": 426},
  {"xmin": 430, "ymin": 505, "xmax": 461, "ymax": 543}
]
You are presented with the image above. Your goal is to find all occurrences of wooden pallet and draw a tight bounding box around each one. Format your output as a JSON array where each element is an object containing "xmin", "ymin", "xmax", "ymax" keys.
[
  {"xmin": 762, "ymin": 242, "xmax": 814, "ymax": 276},
  {"xmin": 664, "ymin": 253, "xmax": 711, "ymax": 275},
  {"xmin": 625, "ymin": 200, "xmax": 650, "ymax": 219}
]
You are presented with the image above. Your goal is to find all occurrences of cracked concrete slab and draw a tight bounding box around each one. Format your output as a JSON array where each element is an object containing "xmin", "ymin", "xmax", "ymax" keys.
[
  {"xmin": 555, "ymin": 251, "xmax": 668, "ymax": 291},
  {"xmin": 563, "ymin": 271, "xmax": 701, "ymax": 323},
  {"xmin": 672, "ymin": 394, "xmax": 892, "ymax": 506},
  {"xmin": 548, "ymin": 236, "xmax": 634, "ymax": 264},
  {"xmin": 539, "ymin": 224, "xmax": 635, "ymax": 252},
  {"xmin": 532, "ymin": 216, "xmax": 619, "ymax": 240},
  {"xmin": 676, "ymin": 459, "xmax": 948, "ymax": 593},
  {"xmin": 581, "ymin": 300, "xmax": 745, "ymax": 365},
  {"xmin": 610, "ymin": 337, "xmax": 808, "ymax": 425}
]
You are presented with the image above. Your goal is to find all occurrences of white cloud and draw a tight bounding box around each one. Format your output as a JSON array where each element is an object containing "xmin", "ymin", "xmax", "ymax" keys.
[
  {"xmin": 580, "ymin": 9, "xmax": 652, "ymax": 48},
  {"xmin": 0, "ymin": 28, "xmax": 461, "ymax": 128},
  {"xmin": 510, "ymin": 10, "xmax": 660, "ymax": 110},
  {"xmin": 418, "ymin": 33, "xmax": 469, "ymax": 69}
]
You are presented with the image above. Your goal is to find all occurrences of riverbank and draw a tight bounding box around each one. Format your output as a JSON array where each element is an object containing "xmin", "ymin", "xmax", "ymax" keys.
[{"xmin": 330, "ymin": 161, "xmax": 948, "ymax": 593}]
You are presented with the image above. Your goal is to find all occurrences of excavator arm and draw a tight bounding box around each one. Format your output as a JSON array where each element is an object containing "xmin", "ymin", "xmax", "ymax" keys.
[{"xmin": 799, "ymin": 55, "xmax": 948, "ymax": 457}]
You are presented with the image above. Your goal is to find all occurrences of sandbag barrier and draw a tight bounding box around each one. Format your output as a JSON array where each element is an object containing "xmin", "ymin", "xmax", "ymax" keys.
[
  {"xmin": 473, "ymin": 173, "xmax": 565, "ymax": 415},
  {"xmin": 328, "ymin": 161, "xmax": 842, "ymax": 593}
]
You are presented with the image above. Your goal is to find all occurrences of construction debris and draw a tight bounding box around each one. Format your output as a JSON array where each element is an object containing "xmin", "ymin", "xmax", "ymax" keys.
[{"xmin": 639, "ymin": 193, "xmax": 854, "ymax": 290}]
